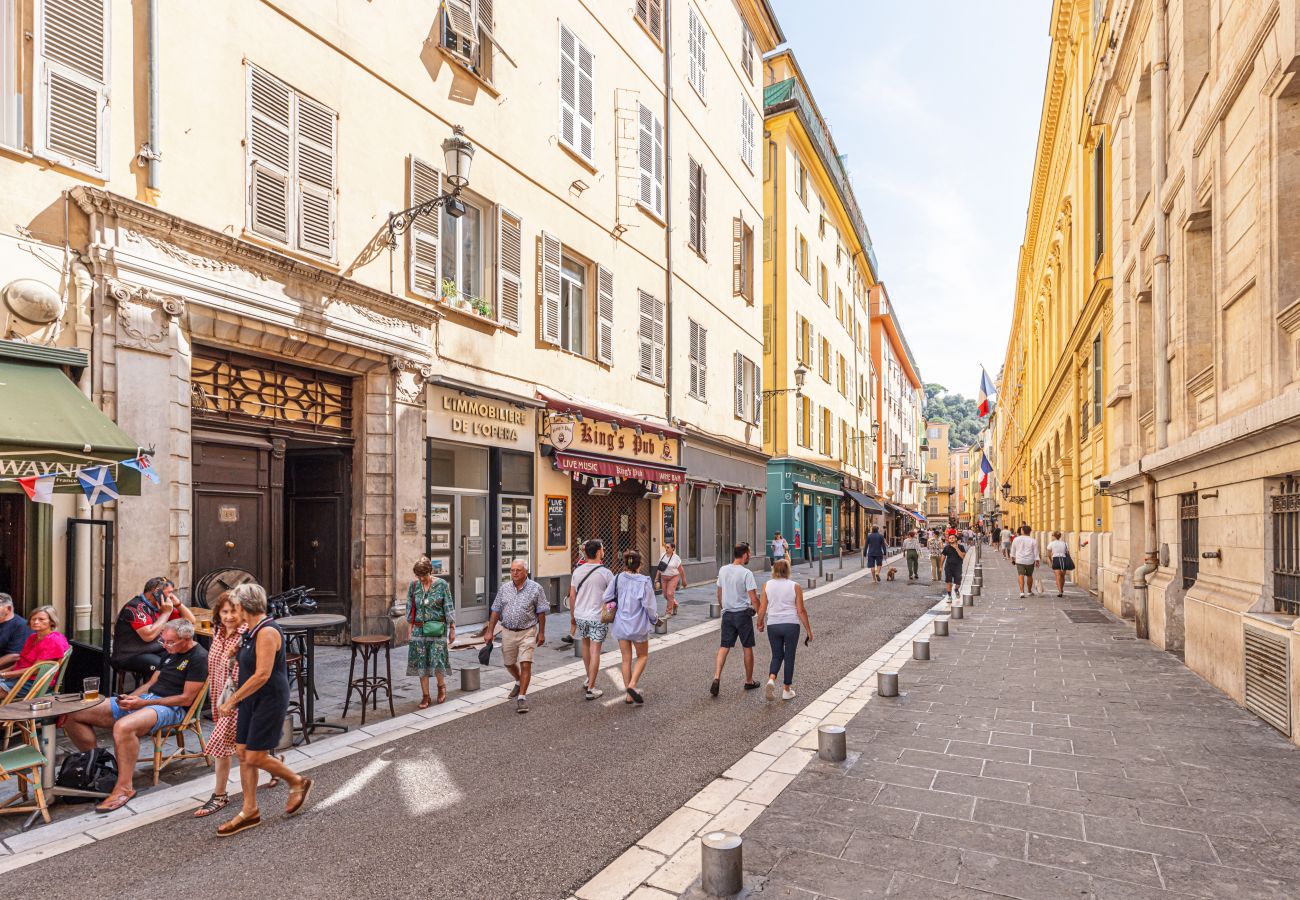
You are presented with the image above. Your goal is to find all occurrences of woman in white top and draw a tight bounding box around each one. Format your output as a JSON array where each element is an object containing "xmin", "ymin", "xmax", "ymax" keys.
[
  {"xmin": 755, "ymin": 559, "xmax": 813, "ymax": 700},
  {"xmin": 603, "ymin": 550, "xmax": 659, "ymax": 704},
  {"xmin": 1047, "ymin": 531, "xmax": 1071, "ymax": 597},
  {"xmin": 655, "ymin": 541, "xmax": 686, "ymax": 617}
]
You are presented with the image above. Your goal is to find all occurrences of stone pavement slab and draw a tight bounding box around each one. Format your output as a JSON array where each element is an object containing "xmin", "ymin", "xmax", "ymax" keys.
[{"xmin": 732, "ymin": 546, "xmax": 1300, "ymax": 899}]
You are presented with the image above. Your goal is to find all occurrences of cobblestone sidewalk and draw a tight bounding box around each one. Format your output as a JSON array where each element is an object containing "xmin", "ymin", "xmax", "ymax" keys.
[{"xmin": 736, "ymin": 553, "xmax": 1300, "ymax": 899}]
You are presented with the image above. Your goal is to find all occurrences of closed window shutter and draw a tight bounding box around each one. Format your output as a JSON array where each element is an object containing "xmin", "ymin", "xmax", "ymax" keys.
[
  {"xmin": 538, "ymin": 231, "xmax": 562, "ymax": 345},
  {"xmin": 248, "ymin": 66, "xmax": 293, "ymax": 244},
  {"xmin": 635, "ymin": 0, "xmax": 662, "ymax": 42},
  {"xmin": 688, "ymin": 158, "xmax": 700, "ymax": 251},
  {"xmin": 741, "ymin": 95, "xmax": 755, "ymax": 170},
  {"xmin": 35, "ymin": 0, "xmax": 109, "ymax": 174},
  {"xmin": 796, "ymin": 397, "xmax": 804, "ymax": 446},
  {"xmin": 295, "ymin": 93, "xmax": 336, "ymax": 257},
  {"xmin": 638, "ymin": 102, "xmax": 663, "ymax": 215},
  {"xmin": 576, "ymin": 40, "xmax": 594, "ymax": 160},
  {"xmin": 407, "ymin": 157, "xmax": 441, "ymax": 297},
  {"xmin": 741, "ymin": 22, "xmax": 754, "ymax": 82},
  {"xmin": 753, "ymin": 361, "xmax": 762, "ymax": 425},
  {"xmin": 688, "ymin": 5, "xmax": 707, "ymax": 99},
  {"xmin": 638, "ymin": 290, "xmax": 664, "ymax": 382},
  {"xmin": 732, "ymin": 217, "xmax": 743, "ymax": 295},
  {"xmin": 596, "ymin": 264, "xmax": 614, "ymax": 364},
  {"xmin": 497, "ymin": 206, "xmax": 522, "ymax": 330},
  {"xmin": 733, "ymin": 351, "xmax": 744, "ymax": 418},
  {"xmin": 559, "ymin": 25, "xmax": 578, "ymax": 153},
  {"xmin": 697, "ymin": 165, "xmax": 707, "ymax": 256}
]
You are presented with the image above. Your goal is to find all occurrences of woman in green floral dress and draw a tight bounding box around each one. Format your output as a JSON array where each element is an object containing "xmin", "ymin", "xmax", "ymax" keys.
[{"xmin": 407, "ymin": 558, "xmax": 456, "ymax": 707}]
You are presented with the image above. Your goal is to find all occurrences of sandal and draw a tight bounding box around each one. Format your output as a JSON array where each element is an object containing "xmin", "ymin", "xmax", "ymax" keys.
[
  {"xmin": 95, "ymin": 788, "xmax": 135, "ymax": 814},
  {"xmin": 418, "ymin": 695, "xmax": 432, "ymax": 710},
  {"xmin": 216, "ymin": 810, "xmax": 262, "ymax": 837},
  {"xmin": 193, "ymin": 792, "xmax": 230, "ymax": 818},
  {"xmin": 266, "ymin": 753, "xmax": 285, "ymax": 789},
  {"xmin": 285, "ymin": 777, "xmax": 314, "ymax": 817},
  {"xmin": 626, "ymin": 687, "xmax": 644, "ymax": 704}
]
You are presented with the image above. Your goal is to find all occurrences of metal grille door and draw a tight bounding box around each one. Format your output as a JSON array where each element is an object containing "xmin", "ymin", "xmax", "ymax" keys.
[
  {"xmin": 1179, "ymin": 492, "xmax": 1199, "ymax": 589},
  {"xmin": 1273, "ymin": 475, "xmax": 1300, "ymax": 616},
  {"xmin": 571, "ymin": 486, "xmax": 648, "ymax": 574}
]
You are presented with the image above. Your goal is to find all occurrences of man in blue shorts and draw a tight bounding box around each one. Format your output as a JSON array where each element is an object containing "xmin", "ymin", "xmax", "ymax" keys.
[
  {"xmin": 863, "ymin": 526, "xmax": 887, "ymax": 581},
  {"xmin": 710, "ymin": 543, "xmax": 761, "ymax": 696}
]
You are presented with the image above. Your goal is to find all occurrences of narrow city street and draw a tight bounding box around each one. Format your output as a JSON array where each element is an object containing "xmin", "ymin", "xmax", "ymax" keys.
[{"xmin": 0, "ymin": 569, "xmax": 936, "ymax": 899}]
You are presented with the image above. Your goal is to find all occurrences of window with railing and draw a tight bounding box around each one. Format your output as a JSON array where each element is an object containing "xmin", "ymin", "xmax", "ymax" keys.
[
  {"xmin": 1273, "ymin": 475, "xmax": 1300, "ymax": 615},
  {"xmin": 1180, "ymin": 492, "xmax": 1199, "ymax": 589}
]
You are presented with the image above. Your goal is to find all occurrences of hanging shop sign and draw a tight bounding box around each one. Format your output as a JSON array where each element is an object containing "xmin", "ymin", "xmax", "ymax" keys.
[
  {"xmin": 427, "ymin": 385, "xmax": 536, "ymax": 451},
  {"xmin": 543, "ymin": 413, "xmax": 679, "ymax": 466}
]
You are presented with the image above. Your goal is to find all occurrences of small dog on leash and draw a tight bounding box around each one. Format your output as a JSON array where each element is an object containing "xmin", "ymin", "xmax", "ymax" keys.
[{"xmin": 886, "ymin": 568, "xmax": 898, "ymax": 582}]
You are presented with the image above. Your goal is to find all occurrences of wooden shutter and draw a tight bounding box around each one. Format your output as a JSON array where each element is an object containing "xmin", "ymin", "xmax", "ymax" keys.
[
  {"xmin": 576, "ymin": 38, "xmax": 594, "ymax": 160},
  {"xmin": 35, "ymin": 0, "xmax": 110, "ymax": 174},
  {"xmin": 497, "ymin": 206, "xmax": 522, "ymax": 330},
  {"xmin": 734, "ymin": 352, "xmax": 745, "ymax": 418},
  {"xmin": 638, "ymin": 289, "xmax": 664, "ymax": 382},
  {"xmin": 559, "ymin": 25, "xmax": 578, "ymax": 153},
  {"xmin": 697, "ymin": 164, "xmax": 707, "ymax": 256},
  {"xmin": 741, "ymin": 95, "xmax": 755, "ymax": 170},
  {"xmin": 688, "ymin": 158, "xmax": 700, "ymax": 251},
  {"xmin": 445, "ymin": 0, "xmax": 474, "ymax": 39},
  {"xmin": 741, "ymin": 22, "xmax": 754, "ymax": 82},
  {"xmin": 687, "ymin": 5, "xmax": 706, "ymax": 99},
  {"xmin": 636, "ymin": 0, "xmax": 662, "ymax": 42},
  {"xmin": 538, "ymin": 231, "xmax": 562, "ymax": 345},
  {"xmin": 596, "ymin": 264, "xmax": 614, "ymax": 364},
  {"xmin": 732, "ymin": 217, "xmax": 743, "ymax": 295},
  {"xmin": 753, "ymin": 361, "xmax": 762, "ymax": 425},
  {"xmin": 688, "ymin": 320, "xmax": 707, "ymax": 398},
  {"xmin": 638, "ymin": 103, "xmax": 663, "ymax": 215},
  {"xmin": 295, "ymin": 93, "xmax": 336, "ymax": 257},
  {"xmin": 247, "ymin": 66, "xmax": 293, "ymax": 244},
  {"xmin": 407, "ymin": 157, "xmax": 441, "ymax": 297}
]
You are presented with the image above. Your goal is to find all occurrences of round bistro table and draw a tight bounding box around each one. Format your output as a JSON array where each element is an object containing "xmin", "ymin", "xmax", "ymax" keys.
[
  {"xmin": 0, "ymin": 695, "xmax": 107, "ymax": 830},
  {"xmin": 274, "ymin": 613, "xmax": 348, "ymax": 737}
]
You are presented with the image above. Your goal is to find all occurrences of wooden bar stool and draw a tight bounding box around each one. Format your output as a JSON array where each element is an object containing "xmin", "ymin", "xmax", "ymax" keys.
[{"xmin": 342, "ymin": 635, "xmax": 395, "ymax": 726}]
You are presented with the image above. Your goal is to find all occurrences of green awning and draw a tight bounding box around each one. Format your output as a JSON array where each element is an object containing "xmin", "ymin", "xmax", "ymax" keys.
[{"xmin": 0, "ymin": 342, "xmax": 142, "ymax": 495}]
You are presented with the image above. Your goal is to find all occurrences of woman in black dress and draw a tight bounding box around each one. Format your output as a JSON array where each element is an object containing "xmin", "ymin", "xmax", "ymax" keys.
[
  {"xmin": 215, "ymin": 583, "xmax": 313, "ymax": 836},
  {"xmin": 941, "ymin": 534, "xmax": 966, "ymax": 601}
]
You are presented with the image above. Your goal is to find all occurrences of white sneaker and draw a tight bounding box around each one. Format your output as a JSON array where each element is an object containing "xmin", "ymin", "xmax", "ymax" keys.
[
  {"xmin": 781, "ymin": 687, "xmax": 796, "ymax": 701},
  {"xmin": 1019, "ymin": 592, "xmax": 1025, "ymax": 598},
  {"xmin": 764, "ymin": 679, "xmax": 776, "ymax": 701}
]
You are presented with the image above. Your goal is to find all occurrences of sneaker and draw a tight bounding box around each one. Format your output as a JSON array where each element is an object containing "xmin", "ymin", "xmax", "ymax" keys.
[
  {"xmin": 508, "ymin": 683, "xmax": 521, "ymax": 699},
  {"xmin": 584, "ymin": 687, "xmax": 603, "ymax": 700},
  {"xmin": 743, "ymin": 680, "xmax": 762, "ymax": 690},
  {"xmin": 710, "ymin": 678, "xmax": 720, "ymax": 697},
  {"xmin": 516, "ymin": 697, "xmax": 529, "ymax": 714},
  {"xmin": 781, "ymin": 687, "xmax": 796, "ymax": 701},
  {"xmin": 765, "ymin": 679, "xmax": 776, "ymax": 701},
  {"xmin": 1018, "ymin": 592, "xmax": 1025, "ymax": 598},
  {"xmin": 561, "ymin": 635, "xmax": 574, "ymax": 644}
]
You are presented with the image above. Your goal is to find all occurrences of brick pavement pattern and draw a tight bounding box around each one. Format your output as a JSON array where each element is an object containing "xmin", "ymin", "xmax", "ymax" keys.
[{"xmin": 737, "ymin": 553, "xmax": 1300, "ymax": 899}]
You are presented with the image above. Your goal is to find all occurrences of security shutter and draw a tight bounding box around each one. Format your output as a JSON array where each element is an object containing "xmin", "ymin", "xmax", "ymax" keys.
[
  {"xmin": 637, "ymin": 102, "xmax": 663, "ymax": 216},
  {"xmin": 733, "ymin": 352, "xmax": 744, "ymax": 418},
  {"xmin": 248, "ymin": 66, "xmax": 293, "ymax": 244},
  {"xmin": 295, "ymin": 94, "xmax": 336, "ymax": 257},
  {"xmin": 596, "ymin": 264, "xmax": 614, "ymax": 364},
  {"xmin": 497, "ymin": 206, "xmax": 522, "ymax": 330},
  {"xmin": 407, "ymin": 157, "xmax": 441, "ymax": 297},
  {"xmin": 34, "ymin": 0, "xmax": 110, "ymax": 174},
  {"xmin": 538, "ymin": 231, "xmax": 562, "ymax": 345},
  {"xmin": 740, "ymin": 94, "xmax": 755, "ymax": 170},
  {"xmin": 639, "ymin": 289, "xmax": 664, "ymax": 382}
]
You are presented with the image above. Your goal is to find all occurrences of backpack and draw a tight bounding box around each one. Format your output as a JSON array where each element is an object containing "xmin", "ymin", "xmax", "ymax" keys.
[{"xmin": 55, "ymin": 748, "xmax": 119, "ymax": 800}]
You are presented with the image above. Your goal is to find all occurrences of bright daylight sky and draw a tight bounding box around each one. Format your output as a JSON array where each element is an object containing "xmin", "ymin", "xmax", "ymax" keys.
[{"xmin": 768, "ymin": 0, "xmax": 1052, "ymax": 399}]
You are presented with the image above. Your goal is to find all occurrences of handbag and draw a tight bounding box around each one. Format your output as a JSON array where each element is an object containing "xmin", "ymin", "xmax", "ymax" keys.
[
  {"xmin": 600, "ymin": 574, "xmax": 621, "ymax": 624},
  {"xmin": 1062, "ymin": 552, "xmax": 1076, "ymax": 572},
  {"xmin": 410, "ymin": 579, "xmax": 447, "ymax": 638}
]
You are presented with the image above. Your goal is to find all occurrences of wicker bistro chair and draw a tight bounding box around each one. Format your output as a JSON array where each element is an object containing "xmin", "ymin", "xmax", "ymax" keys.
[
  {"xmin": 150, "ymin": 681, "xmax": 211, "ymax": 785},
  {"xmin": 0, "ymin": 743, "xmax": 51, "ymax": 825},
  {"xmin": 1, "ymin": 662, "xmax": 61, "ymax": 751}
]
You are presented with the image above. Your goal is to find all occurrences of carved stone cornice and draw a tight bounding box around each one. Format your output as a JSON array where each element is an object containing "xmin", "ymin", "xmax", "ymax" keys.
[{"xmin": 105, "ymin": 277, "xmax": 185, "ymax": 354}]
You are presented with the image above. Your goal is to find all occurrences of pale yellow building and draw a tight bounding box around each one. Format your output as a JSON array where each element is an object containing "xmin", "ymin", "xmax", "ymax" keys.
[
  {"xmin": 0, "ymin": 0, "xmax": 783, "ymax": 651},
  {"xmin": 1092, "ymin": 0, "xmax": 1300, "ymax": 744},
  {"xmin": 924, "ymin": 420, "xmax": 952, "ymax": 526}
]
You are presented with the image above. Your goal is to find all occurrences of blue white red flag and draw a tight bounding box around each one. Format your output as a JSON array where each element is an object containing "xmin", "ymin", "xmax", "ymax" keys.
[
  {"xmin": 979, "ymin": 454, "xmax": 994, "ymax": 494},
  {"xmin": 122, "ymin": 455, "xmax": 161, "ymax": 484},
  {"xmin": 978, "ymin": 368, "xmax": 996, "ymax": 417},
  {"xmin": 18, "ymin": 474, "xmax": 55, "ymax": 504}
]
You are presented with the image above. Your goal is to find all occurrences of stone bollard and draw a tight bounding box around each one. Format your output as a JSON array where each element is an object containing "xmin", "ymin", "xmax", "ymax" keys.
[
  {"xmin": 700, "ymin": 831, "xmax": 744, "ymax": 896},
  {"xmin": 709, "ymin": 602, "xmax": 720, "ymax": 619},
  {"xmin": 933, "ymin": 618, "xmax": 949, "ymax": 637},
  {"xmin": 654, "ymin": 618, "xmax": 669, "ymax": 635},
  {"xmin": 878, "ymin": 670, "xmax": 899, "ymax": 697},
  {"xmin": 460, "ymin": 665, "xmax": 481, "ymax": 692},
  {"xmin": 818, "ymin": 725, "xmax": 848, "ymax": 762},
  {"xmin": 951, "ymin": 601, "xmax": 964, "ymax": 619},
  {"xmin": 913, "ymin": 638, "xmax": 930, "ymax": 660}
]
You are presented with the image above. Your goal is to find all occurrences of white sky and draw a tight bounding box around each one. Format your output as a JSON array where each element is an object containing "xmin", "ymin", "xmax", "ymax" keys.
[{"xmin": 768, "ymin": 0, "xmax": 1052, "ymax": 396}]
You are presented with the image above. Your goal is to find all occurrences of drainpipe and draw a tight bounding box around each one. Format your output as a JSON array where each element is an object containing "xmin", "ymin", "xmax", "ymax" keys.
[
  {"xmin": 661, "ymin": 0, "xmax": 674, "ymax": 426},
  {"xmin": 1151, "ymin": 0, "xmax": 1169, "ymax": 449},
  {"xmin": 1131, "ymin": 471, "xmax": 1158, "ymax": 639},
  {"xmin": 71, "ymin": 258, "xmax": 96, "ymax": 634},
  {"xmin": 137, "ymin": 0, "xmax": 161, "ymax": 190}
]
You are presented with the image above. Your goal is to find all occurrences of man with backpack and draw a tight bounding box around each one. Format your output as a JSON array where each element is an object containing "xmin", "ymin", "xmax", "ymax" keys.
[{"xmin": 568, "ymin": 539, "xmax": 612, "ymax": 701}]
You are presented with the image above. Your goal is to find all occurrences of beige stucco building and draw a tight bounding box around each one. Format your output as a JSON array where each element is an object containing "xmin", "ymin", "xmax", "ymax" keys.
[
  {"xmin": 1092, "ymin": 0, "xmax": 1300, "ymax": 744},
  {"xmin": 0, "ymin": 0, "xmax": 784, "ymax": 674}
]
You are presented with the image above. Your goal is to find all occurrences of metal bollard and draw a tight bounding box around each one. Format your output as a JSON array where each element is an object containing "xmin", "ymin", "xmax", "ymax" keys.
[
  {"xmin": 709, "ymin": 602, "xmax": 720, "ymax": 619},
  {"xmin": 807, "ymin": 578, "xmax": 817, "ymax": 589},
  {"xmin": 933, "ymin": 618, "xmax": 949, "ymax": 637},
  {"xmin": 573, "ymin": 638, "xmax": 584, "ymax": 658},
  {"xmin": 878, "ymin": 670, "xmax": 899, "ymax": 697},
  {"xmin": 827, "ymin": 573, "xmax": 834, "ymax": 582},
  {"xmin": 654, "ymin": 618, "xmax": 669, "ymax": 635},
  {"xmin": 913, "ymin": 638, "xmax": 930, "ymax": 660},
  {"xmin": 818, "ymin": 725, "xmax": 848, "ymax": 761},
  {"xmin": 970, "ymin": 583, "xmax": 981, "ymax": 597},
  {"xmin": 459, "ymin": 665, "xmax": 481, "ymax": 692},
  {"xmin": 951, "ymin": 601, "xmax": 964, "ymax": 619},
  {"xmin": 700, "ymin": 831, "xmax": 744, "ymax": 896}
]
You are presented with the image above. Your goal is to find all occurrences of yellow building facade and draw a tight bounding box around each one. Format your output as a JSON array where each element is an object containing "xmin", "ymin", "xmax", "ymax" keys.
[
  {"xmin": 996, "ymin": 0, "xmax": 1112, "ymax": 590},
  {"xmin": 924, "ymin": 420, "xmax": 952, "ymax": 526}
]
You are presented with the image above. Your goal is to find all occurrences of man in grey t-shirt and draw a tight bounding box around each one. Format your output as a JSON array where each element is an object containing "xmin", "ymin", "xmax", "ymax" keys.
[
  {"xmin": 710, "ymin": 543, "xmax": 760, "ymax": 697},
  {"xmin": 568, "ymin": 539, "xmax": 612, "ymax": 700}
]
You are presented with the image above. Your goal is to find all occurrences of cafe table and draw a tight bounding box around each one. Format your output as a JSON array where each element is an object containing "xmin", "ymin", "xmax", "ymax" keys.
[
  {"xmin": 0, "ymin": 694, "xmax": 108, "ymax": 830},
  {"xmin": 274, "ymin": 613, "xmax": 348, "ymax": 737}
]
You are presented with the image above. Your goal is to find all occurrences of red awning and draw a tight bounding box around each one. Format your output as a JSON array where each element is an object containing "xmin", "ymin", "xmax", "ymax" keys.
[
  {"xmin": 537, "ymin": 389, "xmax": 684, "ymax": 438},
  {"xmin": 553, "ymin": 449, "xmax": 687, "ymax": 485}
]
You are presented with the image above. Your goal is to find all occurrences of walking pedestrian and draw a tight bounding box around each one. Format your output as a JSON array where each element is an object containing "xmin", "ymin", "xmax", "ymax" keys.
[
  {"xmin": 770, "ymin": 532, "xmax": 788, "ymax": 571},
  {"xmin": 941, "ymin": 534, "xmax": 966, "ymax": 599},
  {"xmin": 569, "ymin": 538, "xmax": 612, "ymax": 700},
  {"xmin": 1048, "ymin": 531, "xmax": 1070, "ymax": 597},
  {"xmin": 407, "ymin": 558, "xmax": 456, "ymax": 708},
  {"xmin": 481, "ymin": 559, "xmax": 548, "ymax": 713},
  {"xmin": 194, "ymin": 592, "xmax": 246, "ymax": 819},
  {"xmin": 863, "ymin": 526, "xmax": 886, "ymax": 581},
  {"xmin": 756, "ymin": 559, "xmax": 812, "ymax": 701},
  {"xmin": 216, "ymin": 583, "xmax": 311, "ymax": 836},
  {"xmin": 927, "ymin": 530, "xmax": 944, "ymax": 582},
  {"xmin": 1010, "ymin": 525, "xmax": 1041, "ymax": 598},
  {"xmin": 710, "ymin": 543, "xmax": 761, "ymax": 696},
  {"xmin": 1000, "ymin": 526, "xmax": 1013, "ymax": 560},
  {"xmin": 655, "ymin": 541, "xmax": 686, "ymax": 617},
  {"xmin": 604, "ymin": 550, "xmax": 658, "ymax": 704},
  {"xmin": 901, "ymin": 530, "xmax": 921, "ymax": 580}
]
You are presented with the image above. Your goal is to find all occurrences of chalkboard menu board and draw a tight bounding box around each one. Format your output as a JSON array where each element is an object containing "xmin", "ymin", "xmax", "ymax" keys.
[
  {"xmin": 662, "ymin": 502, "xmax": 676, "ymax": 546},
  {"xmin": 545, "ymin": 495, "xmax": 568, "ymax": 549}
]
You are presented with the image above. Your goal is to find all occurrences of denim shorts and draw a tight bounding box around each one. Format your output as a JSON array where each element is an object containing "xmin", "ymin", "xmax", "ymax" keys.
[
  {"xmin": 720, "ymin": 610, "xmax": 756, "ymax": 649},
  {"xmin": 574, "ymin": 617, "xmax": 610, "ymax": 643},
  {"xmin": 109, "ymin": 693, "xmax": 186, "ymax": 734}
]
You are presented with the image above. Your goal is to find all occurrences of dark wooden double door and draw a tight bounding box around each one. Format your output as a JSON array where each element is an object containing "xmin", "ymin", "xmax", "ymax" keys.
[{"xmin": 193, "ymin": 434, "xmax": 350, "ymax": 621}]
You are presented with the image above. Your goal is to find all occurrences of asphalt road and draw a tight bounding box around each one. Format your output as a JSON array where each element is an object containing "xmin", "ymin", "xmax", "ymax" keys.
[{"xmin": 8, "ymin": 573, "xmax": 938, "ymax": 900}]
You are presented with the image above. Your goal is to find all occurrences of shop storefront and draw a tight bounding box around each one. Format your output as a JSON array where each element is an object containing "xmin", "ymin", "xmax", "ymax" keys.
[
  {"xmin": 843, "ymin": 483, "xmax": 885, "ymax": 551},
  {"xmin": 765, "ymin": 458, "xmax": 843, "ymax": 565},
  {"xmin": 677, "ymin": 429, "xmax": 769, "ymax": 582},
  {"xmin": 424, "ymin": 380, "xmax": 539, "ymax": 626}
]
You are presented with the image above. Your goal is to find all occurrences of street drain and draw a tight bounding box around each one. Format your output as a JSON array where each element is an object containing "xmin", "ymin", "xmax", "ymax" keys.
[{"xmin": 1063, "ymin": 609, "xmax": 1113, "ymax": 624}]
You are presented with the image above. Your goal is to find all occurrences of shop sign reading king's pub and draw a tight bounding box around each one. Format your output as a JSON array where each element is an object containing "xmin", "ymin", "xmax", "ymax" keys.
[{"xmin": 544, "ymin": 413, "xmax": 679, "ymax": 465}]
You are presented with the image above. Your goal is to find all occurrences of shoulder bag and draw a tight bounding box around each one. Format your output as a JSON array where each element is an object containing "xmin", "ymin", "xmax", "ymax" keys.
[
  {"xmin": 1062, "ymin": 551, "xmax": 1076, "ymax": 571},
  {"xmin": 600, "ymin": 574, "xmax": 621, "ymax": 624},
  {"xmin": 412, "ymin": 580, "xmax": 446, "ymax": 638}
]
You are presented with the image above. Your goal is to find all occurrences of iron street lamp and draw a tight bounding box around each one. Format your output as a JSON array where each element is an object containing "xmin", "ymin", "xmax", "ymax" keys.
[
  {"xmin": 386, "ymin": 126, "xmax": 475, "ymax": 248},
  {"xmin": 762, "ymin": 362, "xmax": 809, "ymax": 398},
  {"xmin": 1000, "ymin": 481, "xmax": 1012, "ymax": 500},
  {"xmin": 869, "ymin": 422, "xmax": 880, "ymax": 441}
]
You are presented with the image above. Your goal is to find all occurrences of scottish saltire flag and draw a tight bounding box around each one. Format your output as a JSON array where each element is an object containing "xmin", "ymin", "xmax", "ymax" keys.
[
  {"xmin": 17, "ymin": 474, "xmax": 55, "ymax": 504},
  {"xmin": 122, "ymin": 455, "xmax": 161, "ymax": 484},
  {"xmin": 979, "ymin": 454, "xmax": 994, "ymax": 494},
  {"xmin": 978, "ymin": 367, "xmax": 996, "ymax": 417},
  {"xmin": 77, "ymin": 465, "xmax": 120, "ymax": 505}
]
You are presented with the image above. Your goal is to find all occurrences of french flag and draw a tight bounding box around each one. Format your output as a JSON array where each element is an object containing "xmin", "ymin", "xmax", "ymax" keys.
[
  {"xmin": 979, "ymin": 454, "xmax": 994, "ymax": 494},
  {"xmin": 978, "ymin": 368, "xmax": 996, "ymax": 417},
  {"xmin": 18, "ymin": 474, "xmax": 55, "ymax": 504}
]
